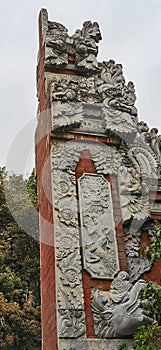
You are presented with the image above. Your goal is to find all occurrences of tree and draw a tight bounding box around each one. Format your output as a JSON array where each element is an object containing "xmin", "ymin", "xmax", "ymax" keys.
[{"xmin": 0, "ymin": 167, "xmax": 41, "ymax": 349}]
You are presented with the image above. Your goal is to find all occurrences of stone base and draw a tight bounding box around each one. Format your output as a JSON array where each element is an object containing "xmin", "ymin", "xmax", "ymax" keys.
[{"xmin": 59, "ymin": 338, "xmax": 134, "ymax": 350}]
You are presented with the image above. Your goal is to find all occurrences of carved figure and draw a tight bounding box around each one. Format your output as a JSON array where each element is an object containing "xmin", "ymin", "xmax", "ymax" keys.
[
  {"xmin": 45, "ymin": 22, "xmax": 68, "ymax": 66},
  {"xmin": 97, "ymin": 61, "xmax": 137, "ymax": 116},
  {"xmin": 92, "ymin": 271, "xmax": 154, "ymax": 338},
  {"xmin": 73, "ymin": 21, "xmax": 102, "ymax": 73},
  {"xmin": 137, "ymin": 122, "xmax": 161, "ymax": 164},
  {"xmin": 144, "ymin": 128, "xmax": 161, "ymax": 163}
]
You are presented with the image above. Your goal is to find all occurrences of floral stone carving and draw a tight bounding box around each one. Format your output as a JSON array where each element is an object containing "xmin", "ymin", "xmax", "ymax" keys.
[
  {"xmin": 92, "ymin": 271, "xmax": 154, "ymax": 338},
  {"xmin": 78, "ymin": 174, "xmax": 119, "ymax": 279},
  {"xmin": 50, "ymin": 64, "xmax": 137, "ymax": 120},
  {"xmin": 52, "ymin": 102, "xmax": 84, "ymax": 132}
]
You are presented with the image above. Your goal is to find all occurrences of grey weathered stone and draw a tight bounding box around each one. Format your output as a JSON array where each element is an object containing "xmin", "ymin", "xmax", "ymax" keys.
[
  {"xmin": 92, "ymin": 271, "xmax": 154, "ymax": 338},
  {"xmin": 78, "ymin": 173, "xmax": 119, "ymax": 279},
  {"xmin": 59, "ymin": 338, "xmax": 134, "ymax": 350}
]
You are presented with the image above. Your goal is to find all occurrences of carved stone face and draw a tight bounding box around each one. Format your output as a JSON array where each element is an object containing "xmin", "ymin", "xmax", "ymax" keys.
[
  {"xmin": 113, "ymin": 280, "xmax": 153, "ymax": 337},
  {"xmin": 92, "ymin": 276, "xmax": 154, "ymax": 338}
]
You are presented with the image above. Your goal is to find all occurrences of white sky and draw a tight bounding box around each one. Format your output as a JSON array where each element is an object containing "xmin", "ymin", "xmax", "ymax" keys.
[{"xmin": 0, "ymin": 0, "xmax": 161, "ymax": 175}]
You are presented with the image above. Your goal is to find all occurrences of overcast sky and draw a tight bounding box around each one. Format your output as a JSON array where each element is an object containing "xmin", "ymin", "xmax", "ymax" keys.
[{"xmin": 0, "ymin": 0, "xmax": 161, "ymax": 175}]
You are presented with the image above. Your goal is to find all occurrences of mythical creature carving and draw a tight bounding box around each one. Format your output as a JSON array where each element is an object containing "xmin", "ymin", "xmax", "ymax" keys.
[
  {"xmin": 44, "ymin": 18, "xmax": 102, "ymax": 73},
  {"xmin": 51, "ymin": 77, "xmax": 98, "ymax": 104},
  {"xmin": 45, "ymin": 22, "xmax": 68, "ymax": 67},
  {"xmin": 51, "ymin": 63, "xmax": 138, "ymax": 118},
  {"xmin": 92, "ymin": 271, "xmax": 154, "ymax": 338},
  {"xmin": 73, "ymin": 21, "xmax": 102, "ymax": 73},
  {"xmin": 42, "ymin": 16, "xmax": 140, "ymax": 119},
  {"xmin": 97, "ymin": 60, "xmax": 138, "ymax": 116}
]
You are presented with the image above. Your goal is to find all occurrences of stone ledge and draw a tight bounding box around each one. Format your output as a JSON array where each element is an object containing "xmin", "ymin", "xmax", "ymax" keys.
[{"xmin": 59, "ymin": 338, "xmax": 134, "ymax": 350}]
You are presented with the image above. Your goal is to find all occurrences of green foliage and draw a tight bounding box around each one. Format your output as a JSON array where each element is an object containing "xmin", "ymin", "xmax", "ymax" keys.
[
  {"xmin": 141, "ymin": 229, "xmax": 161, "ymax": 263},
  {"xmin": 133, "ymin": 325, "xmax": 161, "ymax": 350},
  {"xmin": 0, "ymin": 266, "xmax": 27, "ymax": 306},
  {"xmin": 118, "ymin": 342, "xmax": 128, "ymax": 349},
  {"xmin": 139, "ymin": 282, "xmax": 161, "ymax": 325},
  {"xmin": 0, "ymin": 167, "xmax": 41, "ymax": 349}
]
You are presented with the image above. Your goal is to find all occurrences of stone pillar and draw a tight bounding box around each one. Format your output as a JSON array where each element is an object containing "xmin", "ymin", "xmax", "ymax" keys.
[{"xmin": 36, "ymin": 9, "xmax": 161, "ymax": 350}]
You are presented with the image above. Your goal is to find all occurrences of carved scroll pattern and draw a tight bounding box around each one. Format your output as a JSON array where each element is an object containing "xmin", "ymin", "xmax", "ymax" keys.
[
  {"xmin": 52, "ymin": 143, "xmax": 86, "ymax": 339},
  {"xmin": 51, "ymin": 140, "xmax": 122, "ymax": 338},
  {"xmin": 50, "ymin": 65, "xmax": 137, "ymax": 120},
  {"xmin": 51, "ymin": 139, "xmax": 157, "ymax": 338},
  {"xmin": 78, "ymin": 174, "xmax": 119, "ymax": 279},
  {"xmin": 124, "ymin": 230, "xmax": 152, "ymax": 282}
]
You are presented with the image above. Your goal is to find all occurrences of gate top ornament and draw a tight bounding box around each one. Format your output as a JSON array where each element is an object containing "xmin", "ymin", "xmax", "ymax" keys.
[
  {"xmin": 39, "ymin": 9, "xmax": 137, "ymax": 117},
  {"xmin": 41, "ymin": 8, "xmax": 102, "ymax": 74}
]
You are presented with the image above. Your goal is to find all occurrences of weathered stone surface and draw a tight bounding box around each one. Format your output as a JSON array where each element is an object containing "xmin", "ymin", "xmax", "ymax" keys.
[
  {"xmin": 138, "ymin": 121, "xmax": 161, "ymax": 164},
  {"xmin": 78, "ymin": 173, "xmax": 119, "ymax": 279},
  {"xmin": 42, "ymin": 11, "xmax": 102, "ymax": 74},
  {"xmin": 92, "ymin": 271, "xmax": 154, "ymax": 338},
  {"xmin": 50, "ymin": 67, "xmax": 137, "ymax": 118},
  {"xmin": 59, "ymin": 338, "xmax": 134, "ymax": 350}
]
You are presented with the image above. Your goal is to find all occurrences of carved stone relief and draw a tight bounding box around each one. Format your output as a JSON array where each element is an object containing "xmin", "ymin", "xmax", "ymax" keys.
[
  {"xmin": 52, "ymin": 103, "xmax": 84, "ymax": 132},
  {"xmin": 78, "ymin": 174, "xmax": 119, "ymax": 279},
  {"xmin": 58, "ymin": 309, "xmax": 86, "ymax": 339},
  {"xmin": 51, "ymin": 140, "xmax": 123, "ymax": 339},
  {"xmin": 102, "ymin": 107, "xmax": 137, "ymax": 138},
  {"xmin": 138, "ymin": 121, "xmax": 161, "ymax": 166},
  {"xmin": 52, "ymin": 143, "xmax": 86, "ymax": 339},
  {"xmin": 50, "ymin": 66, "xmax": 137, "ymax": 120},
  {"xmin": 128, "ymin": 143, "xmax": 158, "ymax": 180},
  {"xmin": 124, "ymin": 230, "xmax": 152, "ymax": 282},
  {"xmin": 73, "ymin": 21, "xmax": 102, "ymax": 73},
  {"xmin": 44, "ymin": 17, "xmax": 102, "ymax": 73},
  {"xmin": 92, "ymin": 271, "xmax": 154, "ymax": 338},
  {"xmin": 51, "ymin": 139, "xmax": 156, "ymax": 281},
  {"xmin": 150, "ymin": 201, "xmax": 161, "ymax": 215},
  {"xmin": 59, "ymin": 338, "xmax": 134, "ymax": 350},
  {"xmin": 57, "ymin": 248, "xmax": 86, "ymax": 338},
  {"xmin": 51, "ymin": 138, "xmax": 159, "ymax": 340},
  {"xmin": 91, "ymin": 143, "xmax": 123, "ymax": 175},
  {"xmin": 45, "ymin": 22, "xmax": 69, "ymax": 67},
  {"xmin": 52, "ymin": 139, "xmax": 123, "ymax": 175},
  {"xmin": 118, "ymin": 165, "xmax": 151, "ymax": 223},
  {"xmin": 98, "ymin": 60, "xmax": 137, "ymax": 116}
]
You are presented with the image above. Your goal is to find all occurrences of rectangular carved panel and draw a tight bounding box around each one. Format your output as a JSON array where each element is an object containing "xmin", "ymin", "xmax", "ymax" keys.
[{"xmin": 78, "ymin": 174, "xmax": 119, "ymax": 279}]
